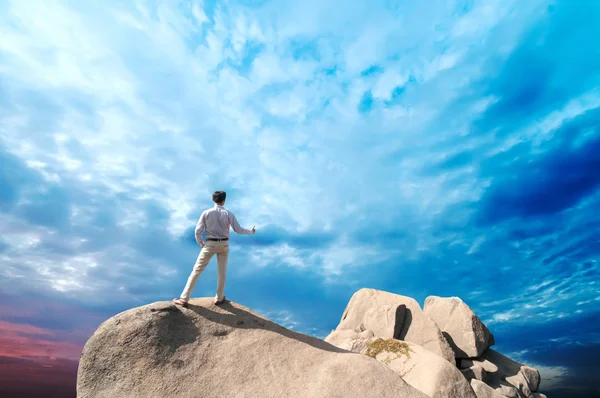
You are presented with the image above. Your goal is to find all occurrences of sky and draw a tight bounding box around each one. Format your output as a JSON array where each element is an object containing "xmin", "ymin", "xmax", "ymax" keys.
[{"xmin": 0, "ymin": 0, "xmax": 599, "ymax": 397}]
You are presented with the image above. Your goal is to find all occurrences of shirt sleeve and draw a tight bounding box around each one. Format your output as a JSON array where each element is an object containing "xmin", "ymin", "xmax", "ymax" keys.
[
  {"xmin": 230, "ymin": 212, "xmax": 253, "ymax": 235},
  {"xmin": 195, "ymin": 211, "xmax": 207, "ymax": 245}
]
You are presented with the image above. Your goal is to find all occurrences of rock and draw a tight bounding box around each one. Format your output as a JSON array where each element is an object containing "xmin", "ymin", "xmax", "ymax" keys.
[
  {"xmin": 460, "ymin": 358, "xmax": 499, "ymax": 373},
  {"xmin": 532, "ymin": 394, "xmax": 546, "ymax": 398},
  {"xmin": 423, "ymin": 296, "xmax": 495, "ymax": 359},
  {"xmin": 519, "ymin": 366, "xmax": 541, "ymax": 393},
  {"xmin": 495, "ymin": 383, "xmax": 518, "ymax": 398},
  {"xmin": 77, "ymin": 299, "xmax": 429, "ymax": 398},
  {"xmin": 504, "ymin": 377, "xmax": 531, "ymax": 398},
  {"xmin": 461, "ymin": 365, "xmax": 487, "ymax": 382},
  {"xmin": 470, "ymin": 379, "xmax": 504, "ymax": 398},
  {"xmin": 324, "ymin": 328, "xmax": 361, "ymax": 344},
  {"xmin": 365, "ymin": 339, "xmax": 477, "ymax": 398},
  {"xmin": 470, "ymin": 379, "xmax": 523, "ymax": 398},
  {"xmin": 323, "ymin": 329, "xmax": 376, "ymax": 353},
  {"xmin": 337, "ymin": 288, "xmax": 455, "ymax": 364},
  {"xmin": 482, "ymin": 349, "xmax": 541, "ymax": 395},
  {"xmin": 461, "ymin": 353, "xmax": 541, "ymax": 397}
]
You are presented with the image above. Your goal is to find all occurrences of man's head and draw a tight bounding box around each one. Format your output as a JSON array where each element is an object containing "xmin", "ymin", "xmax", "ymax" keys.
[{"xmin": 212, "ymin": 190, "xmax": 226, "ymax": 205}]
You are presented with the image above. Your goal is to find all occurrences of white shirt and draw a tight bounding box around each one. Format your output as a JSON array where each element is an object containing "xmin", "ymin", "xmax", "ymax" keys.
[{"xmin": 195, "ymin": 205, "xmax": 253, "ymax": 246}]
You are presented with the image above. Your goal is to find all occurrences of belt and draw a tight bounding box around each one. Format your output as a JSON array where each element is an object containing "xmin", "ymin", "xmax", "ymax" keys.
[{"xmin": 207, "ymin": 238, "xmax": 229, "ymax": 241}]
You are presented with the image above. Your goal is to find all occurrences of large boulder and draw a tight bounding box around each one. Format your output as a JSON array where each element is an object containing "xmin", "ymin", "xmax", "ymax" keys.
[
  {"xmin": 364, "ymin": 339, "xmax": 477, "ymax": 398},
  {"xmin": 423, "ymin": 296, "xmax": 495, "ymax": 359},
  {"xmin": 335, "ymin": 288, "xmax": 455, "ymax": 364},
  {"xmin": 77, "ymin": 299, "xmax": 428, "ymax": 398}
]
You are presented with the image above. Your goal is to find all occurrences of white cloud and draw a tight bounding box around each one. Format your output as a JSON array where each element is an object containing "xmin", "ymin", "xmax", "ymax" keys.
[
  {"xmin": 319, "ymin": 242, "xmax": 378, "ymax": 279},
  {"xmin": 255, "ymin": 309, "xmax": 301, "ymax": 330},
  {"xmin": 0, "ymin": 0, "xmax": 597, "ymax": 339},
  {"xmin": 247, "ymin": 244, "xmax": 307, "ymax": 270}
]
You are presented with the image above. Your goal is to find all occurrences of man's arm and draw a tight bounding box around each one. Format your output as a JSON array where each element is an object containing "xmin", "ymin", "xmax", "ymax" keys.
[
  {"xmin": 195, "ymin": 212, "xmax": 207, "ymax": 247},
  {"xmin": 230, "ymin": 213, "xmax": 255, "ymax": 235}
]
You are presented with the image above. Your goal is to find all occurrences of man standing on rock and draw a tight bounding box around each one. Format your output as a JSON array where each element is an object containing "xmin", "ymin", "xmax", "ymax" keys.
[{"xmin": 174, "ymin": 190, "xmax": 255, "ymax": 306}]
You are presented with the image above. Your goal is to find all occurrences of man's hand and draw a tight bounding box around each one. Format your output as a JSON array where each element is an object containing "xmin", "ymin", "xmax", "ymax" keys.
[
  {"xmin": 251, "ymin": 225, "xmax": 256, "ymax": 234},
  {"xmin": 200, "ymin": 241, "xmax": 206, "ymax": 248}
]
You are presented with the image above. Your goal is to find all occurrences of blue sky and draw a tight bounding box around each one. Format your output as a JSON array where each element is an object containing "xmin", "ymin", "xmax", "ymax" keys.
[{"xmin": 0, "ymin": 0, "xmax": 599, "ymax": 396}]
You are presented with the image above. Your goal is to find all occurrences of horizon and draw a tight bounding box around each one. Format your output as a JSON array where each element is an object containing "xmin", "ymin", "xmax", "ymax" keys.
[{"xmin": 1, "ymin": 0, "xmax": 599, "ymax": 397}]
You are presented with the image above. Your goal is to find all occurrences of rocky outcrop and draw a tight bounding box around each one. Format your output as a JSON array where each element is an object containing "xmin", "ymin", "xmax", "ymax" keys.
[
  {"xmin": 455, "ymin": 337, "xmax": 541, "ymax": 398},
  {"xmin": 77, "ymin": 299, "xmax": 428, "ymax": 398},
  {"xmin": 424, "ymin": 296, "xmax": 495, "ymax": 358},
  {"xmin": 459, "ymin": 349, "xmax": 542, "ymax": 398},
  {"xmin": 77, "ymin": 289, "xmax": 546, "ymax": 398},
  {"xmin": 480, "ymin": 349, "xmax": 541, "ymax": 397},
  {"xmin": 327, "ymin": 289, "xmax": 545, "ymax": 398},
  {"xmin": 335, "ymin": 288, "xmax": 455, "ymax": 364}
]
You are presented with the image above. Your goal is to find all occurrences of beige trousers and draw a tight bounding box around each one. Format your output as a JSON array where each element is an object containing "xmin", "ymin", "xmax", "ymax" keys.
[{"xmin": 180, "ymin": 240, "xmax": 229, "ymax": 302}]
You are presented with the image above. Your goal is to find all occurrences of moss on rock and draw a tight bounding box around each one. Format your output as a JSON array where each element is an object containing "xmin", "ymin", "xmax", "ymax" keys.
[{"xmin": 365, "ymin": 338, "xmax": 411, "ymax": 362}]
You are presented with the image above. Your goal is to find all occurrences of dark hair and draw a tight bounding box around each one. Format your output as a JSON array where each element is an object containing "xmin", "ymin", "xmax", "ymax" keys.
[{"xmin": 212, "ymin": 190, "xmax": 226, "ymax": 204}]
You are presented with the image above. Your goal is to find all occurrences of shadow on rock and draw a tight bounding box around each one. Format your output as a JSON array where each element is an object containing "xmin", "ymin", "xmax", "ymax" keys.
[
  {"xmin": 148, "ymin": 305, "xmax": 199, "ymax": 362},
  {"xmin": 182, "ymin": 301, "xmax": 350, "ymax": 354},
  {"xmin": 443, "ymin": 332, "xmax": 468, "ymax": 358},
  {"xmin": 398, "ymin": 307, "xmax": 413, "ymax": 340}
]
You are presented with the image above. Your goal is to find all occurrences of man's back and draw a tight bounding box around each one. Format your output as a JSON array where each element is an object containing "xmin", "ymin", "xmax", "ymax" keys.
[{"xmin": 196, "ymin": 204, "xmax": 253, "ymax": 242}]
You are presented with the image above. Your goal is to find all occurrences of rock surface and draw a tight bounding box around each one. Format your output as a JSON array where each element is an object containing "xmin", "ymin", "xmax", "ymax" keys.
[
  {"xmin": 461, "ymin": 365, "xmax": 487, "ymax": 382},
  {"xmin": 77, "ymin": 299, "xmax": 428, "ymax": 398},
  {"xmin": 423, "ymin": 296, "xmax": 495, "ymax": 359},
  {"xmin": 335, "ymin": 288, "xmax": 455, "ymax": 364},
  {"xmin": 363, "ymin": 304, "xmax": 405, "ymax": 339},
  {"xmin": 323, "ymin": 329, "xmax": 376, "ymax": 353},
  {"xmin": 470, "ymin": 379, "xmax": 504, "ymax": 398},
  {"xmin": 460, "ymin": 358, "xmax": 499, "ymax": 374},
  {"xmin": 494, "ymin": 383, "xmax": 519, "ymax": 398},
  {"xmin": 369, "ymin": 340, "xmax": 478, "ymax": 398}
]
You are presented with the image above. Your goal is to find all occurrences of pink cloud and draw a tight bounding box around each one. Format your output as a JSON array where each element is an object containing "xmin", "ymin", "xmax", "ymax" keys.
[
  {"xmin": 0, "ymin": 294, "xmax": 109, "ymax": 342},
  {"xmin": 0, "ymin": 295, "xmax": 110, "ymax": 397},
  {"xmin": 0, "ymin": 320, "xmax": 84, "ymax": 361}
]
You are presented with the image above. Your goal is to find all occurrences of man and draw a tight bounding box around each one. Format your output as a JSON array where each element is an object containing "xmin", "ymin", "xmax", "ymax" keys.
[{"xmin": 173, "ymin": 190, "xmax": 255, "ymax": 306}]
